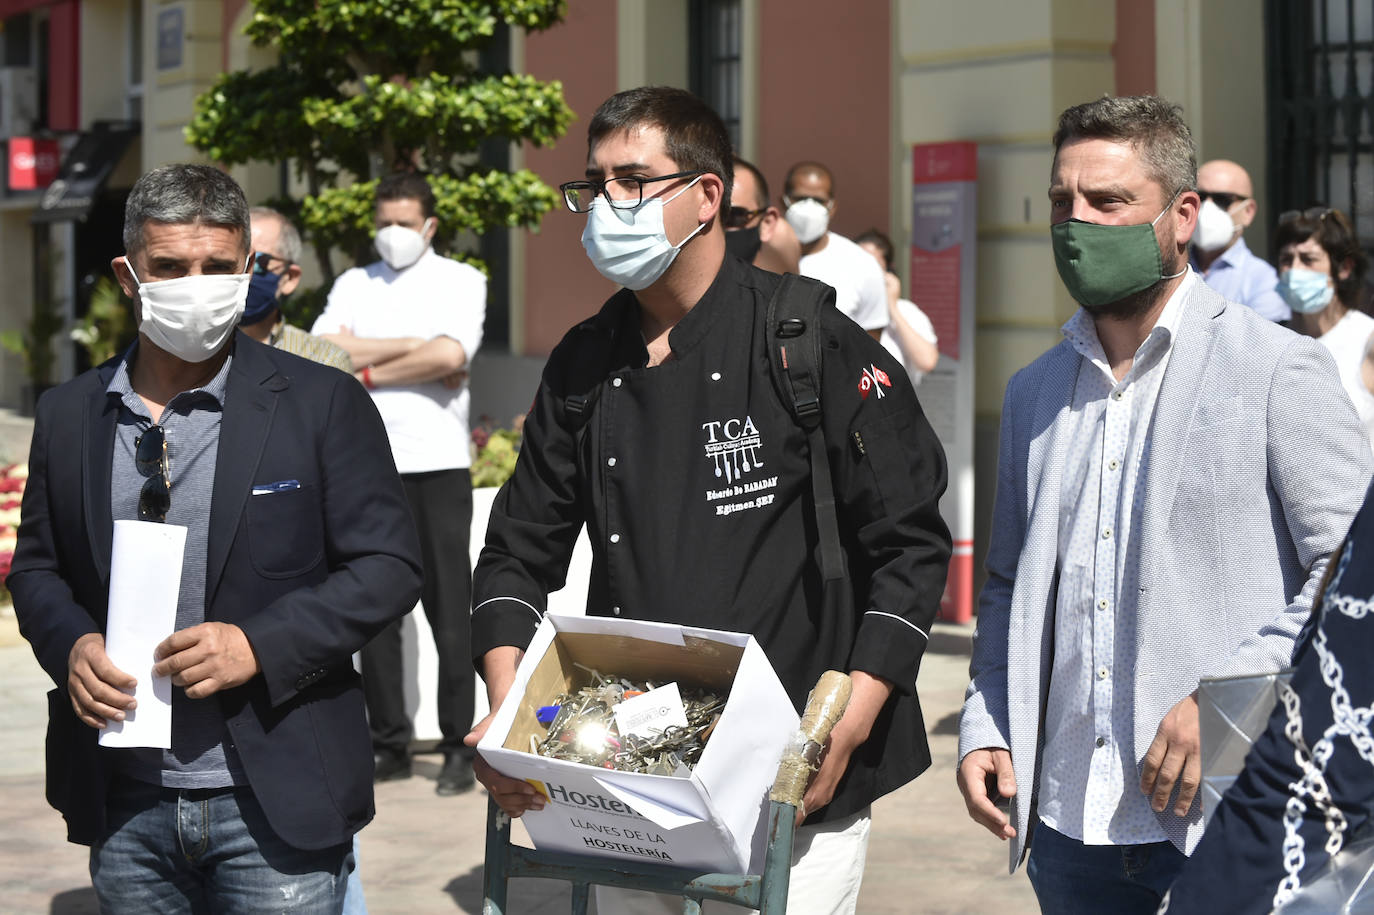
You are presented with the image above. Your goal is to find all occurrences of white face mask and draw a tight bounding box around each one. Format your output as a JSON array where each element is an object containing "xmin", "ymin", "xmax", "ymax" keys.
[
  {"xmin": 1193, "ymin": 198, "xmax": 1239, "ymax": 252},
  {"xmin": 784, "ymin": 197, "xmax": 831, "ymax": 244},
  {"xmin": 127, "ymin": 260, "xmax": 251, "ymax": 363},
  {"xmin": 581, "ymin": 176, "xmax": 705, "ymax": 290},
  {"xmin": 375, "ymin": 218, "xmax": 433, "ymax": 270}
]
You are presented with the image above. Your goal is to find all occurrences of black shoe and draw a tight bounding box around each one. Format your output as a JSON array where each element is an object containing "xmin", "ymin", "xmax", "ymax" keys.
[
  {"xmin": 374, "ymin": 750, "xmax": 412, "ymax": 783},
  {"xmin": 436, "ymin": 754, "xmax": 475, "ymax": 796}
]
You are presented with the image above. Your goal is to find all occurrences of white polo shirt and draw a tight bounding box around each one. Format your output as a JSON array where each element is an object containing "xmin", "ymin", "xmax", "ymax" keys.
[
  {"xmin": 798, "ymin": 232, "xmax": 889, "ymax": 332},
  {"xmin": 313, "ymin": 247, "xmax": 486, "ymax": 474}
]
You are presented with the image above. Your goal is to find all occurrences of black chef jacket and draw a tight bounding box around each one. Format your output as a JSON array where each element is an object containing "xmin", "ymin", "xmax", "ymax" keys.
[{"xmin": 473, "ymin": 253, "xmax": 951, "ymax": 822}]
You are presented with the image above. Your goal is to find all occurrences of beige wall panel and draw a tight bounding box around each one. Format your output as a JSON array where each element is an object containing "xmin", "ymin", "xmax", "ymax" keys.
[
  {"xmin": 1049, "ymin": 0, "xmax": 1116, "ymax": 43},
  {"xmin": 974, "ymin": 236, "xmax": 1060, "ymax": 327},
  {"xmin": 900, "ymin": 56, "xmax": 1113, "ymax": 145},
  {"xmin": 617, "ymin": 0, "xmax": 689, "ymax": 91},
  {"xmin": 81, "ymin": 0, "xmax": 130, "ymax": 123},
  {"xmin": 973, "ymin": 145, "xmax": 1056, "ymax": 234},
  {"xmin": 1196, "ymin": 0, "xmax": 1270, "ymax": 255},
  {"xmin": 1049, "ymin": 56, "xmax": 1120, "ymax": 114},
  {"xmin": 975, "ymin": 325, "xmax": 1063, "ymax": 415},
  {"xmin": 223, "ymin": 3, "xmax": 280, "ymax": 209},
  {"xmin": 899, "ymin": 0, "xmax": 1111, "ymax": 61},
  {"xmin": 147, "ymin": 120, "xmax": 210, "ymax": 169},
  {"xmin": 147, "ymin": 82, "xmax": 216, "ymax": 131},
  {"xmin": 900, "ymin": 0, "xmax": 1112, "ymax": 57},
  {"xmin": 899, "ymin": 0, "xmax": 1052, "ymax": 56},
  {"xmin": 151, "ymin": 1, "xmax": 223, "ymax": 87},
  {"xmin": 1153, "ymin": 0, "xmax": 1203, "ymax": 124}
]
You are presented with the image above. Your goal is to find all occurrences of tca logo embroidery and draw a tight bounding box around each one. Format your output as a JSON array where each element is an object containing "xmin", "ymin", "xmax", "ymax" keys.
[{"xmin": 701, "ymin": 416, "xmax": 764, "ymax": 484}]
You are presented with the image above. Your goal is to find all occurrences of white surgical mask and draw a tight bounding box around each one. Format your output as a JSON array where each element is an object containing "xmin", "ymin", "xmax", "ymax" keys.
[
  {"xmin": 1193, "ymin": 198, "xmax": 1239, "ymax": 253},
  {"xmin": 581, "ymin": 176, "xmax": 705, "ymax": 290},
  {"xmin": 784, "ymin": 198, "xmax": 831, "ymax": 244},
  {"xmin": 127, "ymin": 259, "xmax": 251, "ymax": 363},
  {"xmin": 375, "ymin": 218, "xmax": 433, "ymax": 270}
]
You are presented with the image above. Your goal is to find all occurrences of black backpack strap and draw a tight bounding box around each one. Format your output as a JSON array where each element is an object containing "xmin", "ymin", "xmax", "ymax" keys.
[
  {"xmin": 559, "ymin": 310, "xmax": 621, "ymax": 430},
  {"xmin": 765, "ymin": 274, "xmax": 846, "ymax": 582}
]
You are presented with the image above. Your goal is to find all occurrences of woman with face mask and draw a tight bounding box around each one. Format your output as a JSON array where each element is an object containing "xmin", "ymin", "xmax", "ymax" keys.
[{"xmin": 1273, "ymin": 207, "xmax": 1374, "ymax": 454}]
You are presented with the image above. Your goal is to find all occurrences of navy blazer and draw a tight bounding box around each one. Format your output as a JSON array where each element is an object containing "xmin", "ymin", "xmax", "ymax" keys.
[{"xmin": 9, "ymin": 332, "xmax": 423, "ymax": 850}]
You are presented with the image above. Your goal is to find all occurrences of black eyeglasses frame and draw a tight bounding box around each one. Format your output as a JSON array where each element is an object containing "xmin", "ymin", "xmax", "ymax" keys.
[{"xmin": 559, "ymin": 170, "xmax": 705, "ymax": 214}]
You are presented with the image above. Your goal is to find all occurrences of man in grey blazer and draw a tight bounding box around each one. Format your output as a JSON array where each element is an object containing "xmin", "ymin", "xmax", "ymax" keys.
[{"xmin": 957, "ymin": 95, "xmax": 1373, "ymax": 914}]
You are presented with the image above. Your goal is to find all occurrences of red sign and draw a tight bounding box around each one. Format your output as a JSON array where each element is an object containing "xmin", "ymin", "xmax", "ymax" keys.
[
  {"xmin": 909, "ymin": 142, "xmax": 977, "ymax": 360},
  {"xmin": 8, "ymin": 137, "xmax": 60, "ymax": 191}
]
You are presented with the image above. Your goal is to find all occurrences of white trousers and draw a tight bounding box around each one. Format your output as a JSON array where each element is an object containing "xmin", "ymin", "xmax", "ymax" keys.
[{"xmin": 592, "ymin": 807, "xmax": 872, "ymax": 915}]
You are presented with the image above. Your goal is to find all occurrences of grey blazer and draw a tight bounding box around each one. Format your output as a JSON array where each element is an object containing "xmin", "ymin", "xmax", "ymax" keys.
[{"xmin": 959, "ymin": 280, "xmax": 1374, "ymax": 870}]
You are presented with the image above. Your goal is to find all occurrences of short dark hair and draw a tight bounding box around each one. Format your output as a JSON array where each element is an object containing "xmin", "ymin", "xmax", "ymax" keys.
[
  {"xmin": 123, "ymin": 164, "xmax": 250, "ymax": 257},
  {"xmin": 1274, "ymin": 207, "xmax": 1369, "ymax": 307},
  {"xmin": 855, "ymin": 229, "xmax": 895, "ymax": 272},
  {"xmin": 732, "ymin": 156, "xmax": 768, "ymax": 211},
  {"xmin": 1052, "ymin": 95, "xmax": 1196, "ymax": 197},
  {"xmin": 376, "ymin": 172, "xmax": 436, "ymax": 219},
  {"xmin": 783, "ymin": 161, "xmax": 835, "ymax": 200},
  {"xmin": 587, "ymin": 86, "xmax": 733, "ymax": 214}
]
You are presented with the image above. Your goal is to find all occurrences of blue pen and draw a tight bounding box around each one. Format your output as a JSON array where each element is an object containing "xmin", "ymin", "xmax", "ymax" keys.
[{"xmin": 251, "ymin": 479, "xmax": 301, "ymax": 495}]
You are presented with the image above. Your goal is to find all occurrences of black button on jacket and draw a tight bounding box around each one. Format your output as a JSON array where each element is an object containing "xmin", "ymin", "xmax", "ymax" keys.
[{"xmin": 473, "ymin": 254, "xmax": 951, "ymax": 822}]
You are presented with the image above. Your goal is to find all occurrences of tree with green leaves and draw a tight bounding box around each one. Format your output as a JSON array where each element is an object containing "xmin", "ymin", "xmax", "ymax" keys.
[{"xmin": 185, "ymin": 0, "xmax": 574, "ymax": 317}]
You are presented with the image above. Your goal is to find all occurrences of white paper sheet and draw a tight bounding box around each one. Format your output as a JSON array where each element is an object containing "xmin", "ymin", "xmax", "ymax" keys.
[
  {"xmin": 98, "ymin": 519, "xmax": 186, "ymax": 749},
  {"xmin": 613, "ymin": 682, "xmax": 688, "ymax": 740}
]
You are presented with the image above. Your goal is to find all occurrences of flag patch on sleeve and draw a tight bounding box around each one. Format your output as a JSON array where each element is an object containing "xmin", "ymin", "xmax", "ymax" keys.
[{"xmin": 858, "ymin": 364, "xmax": 891, "ymax": 400}]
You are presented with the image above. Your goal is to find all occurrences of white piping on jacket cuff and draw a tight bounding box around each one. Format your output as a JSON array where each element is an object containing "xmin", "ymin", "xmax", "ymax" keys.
[
  {"xmin": 472, "ymin": 596, "xmax": 542, "ymax": 623},
  {"xmin": 864, "ymin": 610, "xmax": 929, "ymax": 640}
]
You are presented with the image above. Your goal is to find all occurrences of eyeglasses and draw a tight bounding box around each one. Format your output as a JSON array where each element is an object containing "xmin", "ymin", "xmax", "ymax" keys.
[
  {"xmin": 135, "ymin": 425, "xmax": 171, "ymax": 523},
  {"xmin": 252, "ymin": 251, "xmax": 293, "ymax": 276},
  {"xmin": 1197, "ymin": 190, "xmax": 1249, "ymax": 210},
  {"xmin": 723, "ymin": 206, "xmax": 766, "ymax": 230},
  {"xmin": 559, "ymin": 170, "xmax": 705, "ymax": 213},
  {"xmin": 782, "ymin": 195, "xmax": 832, "ymax": 209},
  {"xmin": 1278, "ymin": 206, "xmax": 1334, "ymax": 224}
]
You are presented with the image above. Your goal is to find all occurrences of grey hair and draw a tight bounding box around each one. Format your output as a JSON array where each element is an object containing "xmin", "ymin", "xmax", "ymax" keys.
[
  {"xmin": 250, "ymin": 206, "xmax": 303, "ymax": 264},
  {"xmin": 1052, "ymin": 95, "xmax": 1197, "ymax": 197},
  {"xmin": 122, "ymin": 164, "xmax": 251, "ymax": 257}
]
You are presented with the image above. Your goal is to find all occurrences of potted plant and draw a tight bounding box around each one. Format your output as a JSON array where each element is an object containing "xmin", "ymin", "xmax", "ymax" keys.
[
  {"xmin": 1, "ymin": 293, "xmax": 65, "ymax": 417},
  {"xmin": 70, "ymin": 277, "xmax": 135, "ymax": 368}
]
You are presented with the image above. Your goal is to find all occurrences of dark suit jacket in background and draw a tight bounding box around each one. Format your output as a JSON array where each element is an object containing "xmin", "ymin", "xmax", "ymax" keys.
[{"xmin": 9, "ymin": 332, "xmax": 423, "ymax": 850}]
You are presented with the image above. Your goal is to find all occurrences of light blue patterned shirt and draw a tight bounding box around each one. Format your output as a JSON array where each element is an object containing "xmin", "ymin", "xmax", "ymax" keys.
[{"xmin": 1038, "ymin": 272, "xmax": 1194, "ymax": 845}]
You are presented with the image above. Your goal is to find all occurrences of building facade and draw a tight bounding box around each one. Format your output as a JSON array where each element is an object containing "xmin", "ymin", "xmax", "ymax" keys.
[{"xmin": 0, "ymin": 0, "xmax": 1331, "ymax": 592}]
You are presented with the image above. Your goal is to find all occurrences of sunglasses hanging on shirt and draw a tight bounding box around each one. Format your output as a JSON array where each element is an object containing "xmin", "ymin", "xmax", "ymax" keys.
[{"xmin": 135, "ymin": 424, "xmax": 171, "ymax": 522}]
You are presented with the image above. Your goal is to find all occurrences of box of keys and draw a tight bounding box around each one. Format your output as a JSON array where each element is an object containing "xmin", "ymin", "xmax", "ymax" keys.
[{"xmin": 477, "ymin": 612, "xmax": 800, "ymax": 873}]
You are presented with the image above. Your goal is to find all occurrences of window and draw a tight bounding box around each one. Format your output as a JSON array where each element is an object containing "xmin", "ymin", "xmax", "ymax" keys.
[
  {"xmin": 690, "ymin": 0, "xmax": 741, "ymax": 149},
  {"xmin": 1267, "ymin": 1, "xmax": 1374, "ymax": 244}
]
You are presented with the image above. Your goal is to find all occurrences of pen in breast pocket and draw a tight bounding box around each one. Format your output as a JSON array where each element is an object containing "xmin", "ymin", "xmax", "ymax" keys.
[{"xmin": 251, "ymin": 480, "xmax": 301, "ymax": 496}]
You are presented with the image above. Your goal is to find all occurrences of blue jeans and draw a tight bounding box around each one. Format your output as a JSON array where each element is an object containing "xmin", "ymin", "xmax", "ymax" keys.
[
  {"xmin": 1026, "ymin": 821, "xmax": 1187, "ymax": 915},
  {"xmin": 90, "ymin": 776, "xmax": 352, "ymax": 914}
]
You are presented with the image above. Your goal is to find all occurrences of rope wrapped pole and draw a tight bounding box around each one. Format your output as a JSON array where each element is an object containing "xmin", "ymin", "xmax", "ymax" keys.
[{"xmin": 769, "ymin": 670, "xmax": 852, "ymax": 815}]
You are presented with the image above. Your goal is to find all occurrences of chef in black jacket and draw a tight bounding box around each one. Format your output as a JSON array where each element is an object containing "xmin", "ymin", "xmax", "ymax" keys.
[{"xmin": 465, "ymin": 86, "xmax": 950, "ymax": 913}]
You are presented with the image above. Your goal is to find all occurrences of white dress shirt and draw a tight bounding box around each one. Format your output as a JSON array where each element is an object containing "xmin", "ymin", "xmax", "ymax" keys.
[
  {"xmin": 312, "ymin": 247, "xmax": 486, "ymax": 474},
  {"xmin": 1037, "ymin": 271, "xmax": 1195, "ymax": 845}
]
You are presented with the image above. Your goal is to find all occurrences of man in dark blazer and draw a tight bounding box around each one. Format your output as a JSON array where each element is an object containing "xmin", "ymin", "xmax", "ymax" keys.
[{"xmin": 9, "ymin": 164, "xmax": 422, "ymax": 913}]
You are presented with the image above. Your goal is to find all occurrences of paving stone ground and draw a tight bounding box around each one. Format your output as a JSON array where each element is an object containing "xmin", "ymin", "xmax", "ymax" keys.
[{"xmin": 0, "ymin": 610, "xmax": 1038, "ymax": 914}]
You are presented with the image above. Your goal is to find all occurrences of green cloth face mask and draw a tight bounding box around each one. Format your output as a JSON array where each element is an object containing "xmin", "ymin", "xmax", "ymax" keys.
[{"xmin": 1051, "ymin": 191, "xmax": 1187, "ymax": 307}]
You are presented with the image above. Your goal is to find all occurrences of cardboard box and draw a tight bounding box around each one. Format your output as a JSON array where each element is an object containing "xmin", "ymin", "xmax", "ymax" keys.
[{"xmin": 478, "ymin": 613, "xmax": 800, "ymax": 874}]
